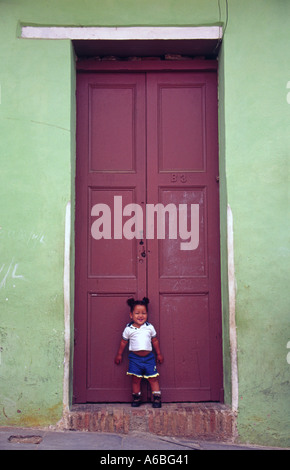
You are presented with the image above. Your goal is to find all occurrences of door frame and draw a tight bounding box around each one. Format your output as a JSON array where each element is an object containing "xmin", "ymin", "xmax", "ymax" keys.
[{"xmin": 67, "ymin": 56, "xmax": 237, "ymax": 410}]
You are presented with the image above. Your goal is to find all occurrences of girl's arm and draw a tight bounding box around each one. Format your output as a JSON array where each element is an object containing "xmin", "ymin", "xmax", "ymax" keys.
[
  {"xmin": 152, "ymin": 337, "xmax": 164, "ymax": 364},
  {"xmin": 114, "ymin": 339, "xmax": 128, "ymax": 364}
]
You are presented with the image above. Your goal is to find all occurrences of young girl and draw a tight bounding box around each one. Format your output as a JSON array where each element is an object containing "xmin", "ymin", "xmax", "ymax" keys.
[{"xmin": 114, "ymin": 297, "xmax": 164, "ymax": 408}]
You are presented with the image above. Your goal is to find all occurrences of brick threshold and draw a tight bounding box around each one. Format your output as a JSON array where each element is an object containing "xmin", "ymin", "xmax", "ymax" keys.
[{"xmin": 61, "ymin": 403, "xmax": 237, "ymax": 442}]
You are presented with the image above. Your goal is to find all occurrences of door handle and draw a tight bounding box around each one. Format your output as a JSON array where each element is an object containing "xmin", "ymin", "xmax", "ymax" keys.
[{"xmin": 139, "ymin": 240, "xmax": 146, "ymax": 258}]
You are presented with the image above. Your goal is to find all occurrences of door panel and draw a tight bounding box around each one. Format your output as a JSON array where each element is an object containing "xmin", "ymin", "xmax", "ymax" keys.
[
  {"xmin": 74, "ymin": 67, "xmax": 222, "ymax": 403},
  {"xmin": 159, "ymin": 294, "xmax": 211, "ymax": 401},
  {"xmin": 157, "ymin": 84, "xmax": 205, "ymax": 172},
  {"xmin": 89, "ymin": 85, "xmax": 136, "ymax": 172}
]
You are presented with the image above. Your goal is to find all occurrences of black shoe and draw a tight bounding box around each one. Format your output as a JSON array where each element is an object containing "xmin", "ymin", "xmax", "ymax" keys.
[
  {"xmin": 131, "ymin": 394, "xmax": 141, "ymax": 407},
  {"xmin": 152, "ymin": 394, "xmax": 162, "ymax": 408}
]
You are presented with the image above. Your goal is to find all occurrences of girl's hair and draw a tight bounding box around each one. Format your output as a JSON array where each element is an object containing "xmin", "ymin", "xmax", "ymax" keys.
[{"xmin": 127, "ymin": 297, "xmax": 149, "ymax": 312}]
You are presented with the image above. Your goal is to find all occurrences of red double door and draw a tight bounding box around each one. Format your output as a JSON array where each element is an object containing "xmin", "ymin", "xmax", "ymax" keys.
[{"xmin": 74, "ymin": 63, "xmax": 223, "ymax": 403}]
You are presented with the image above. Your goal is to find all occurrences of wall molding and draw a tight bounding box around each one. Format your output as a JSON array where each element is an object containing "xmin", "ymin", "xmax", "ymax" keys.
[
  {"xmin": 227, "ymin": 205, "xmax": 239, "ymax": 412},
  {"xmin": 63, "ymin": 201, "xmax": 71, "ymax": 415},
  {"xmin": 21, "ymin": 25, "xmax": 222, "ymax": 41}
]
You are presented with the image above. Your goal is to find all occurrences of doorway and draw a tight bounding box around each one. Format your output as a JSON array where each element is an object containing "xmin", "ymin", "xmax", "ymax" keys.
[{"xmin": 73, "ymin": 61, "xmax": 223, "ymax": 403}]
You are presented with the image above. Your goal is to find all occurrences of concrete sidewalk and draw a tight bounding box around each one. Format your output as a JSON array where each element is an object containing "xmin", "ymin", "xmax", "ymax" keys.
[{"xmin": 0, "ymin": 426, "xmax": 284, "ymax": 451}]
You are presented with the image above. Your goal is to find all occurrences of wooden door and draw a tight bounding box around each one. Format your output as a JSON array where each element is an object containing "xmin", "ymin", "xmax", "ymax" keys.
[
  {"xmin": 146, "ymin": 72, "xmax": 222, "ymax": 401},
  {"xmin": 74, "ymin": 63, "xmax": 223, "ymax": 403},
  {"xmin": 74, "ymin": 72, "xmax": 146, "ymax": 402}
]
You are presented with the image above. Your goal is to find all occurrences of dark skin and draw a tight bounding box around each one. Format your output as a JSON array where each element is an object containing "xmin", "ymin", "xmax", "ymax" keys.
[{"xmin": 115, "ymin": 305, "xmax": 164, "ymax": 394}]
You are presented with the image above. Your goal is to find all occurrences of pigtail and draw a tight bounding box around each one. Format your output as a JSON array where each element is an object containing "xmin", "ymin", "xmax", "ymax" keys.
[
  {"xmin": 142, "ymin": 297, "xmax": 149, "ymax": 307},
  {"xmin": 127, "ymin": 298, "xmax": 135, "ymax": 310}
]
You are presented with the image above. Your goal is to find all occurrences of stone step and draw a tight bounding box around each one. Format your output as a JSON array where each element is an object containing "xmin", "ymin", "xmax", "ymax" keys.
[{"xmin": 62, "ymin": 403, "xmax": 236, "ymax": 441}]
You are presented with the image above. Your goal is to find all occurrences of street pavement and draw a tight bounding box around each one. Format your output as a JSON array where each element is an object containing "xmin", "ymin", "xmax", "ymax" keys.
[{"xmin": 0, "ymin": 426, "xmax": 286, "ymax": 451}]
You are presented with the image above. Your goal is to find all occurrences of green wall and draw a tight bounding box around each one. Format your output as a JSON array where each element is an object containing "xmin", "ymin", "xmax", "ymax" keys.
[
  {"xmin": 0, "ymin": 0, "xmax": 289, "ymax": 447},
  {"xmin": 0, "ymin": 3, "xmax": 74, "ymax": 426},
  {"xmin": 222, "ymin": 0, "xmax": 290, "ymax": 446}
]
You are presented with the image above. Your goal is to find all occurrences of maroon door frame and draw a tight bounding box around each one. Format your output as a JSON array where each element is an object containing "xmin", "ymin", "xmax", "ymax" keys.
[{"xmin": 73, "ymin": 60, "xmax": 223, "ymax": 404}]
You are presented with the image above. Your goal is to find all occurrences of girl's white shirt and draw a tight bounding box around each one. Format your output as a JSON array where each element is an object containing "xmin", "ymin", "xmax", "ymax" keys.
[{"xmin": 122, "ymin": 322, "xmax": 157, "ymax": 351}]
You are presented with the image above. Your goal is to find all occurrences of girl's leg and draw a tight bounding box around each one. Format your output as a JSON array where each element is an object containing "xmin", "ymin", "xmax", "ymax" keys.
[
  {"xmin": 148, "ymin": 377, "xmax": 162, "ymax": 408},
  {"xmin": 131, "ymin": 375, "xmax": 142, "ymax": 407},
  {"xmin": 132, "ymin": 375, "xmax": 142, "ymax": 394},
  {"xmin": 148, "ymin": 376, "xmax": 160, "ymax": 393}
]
